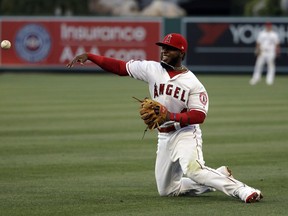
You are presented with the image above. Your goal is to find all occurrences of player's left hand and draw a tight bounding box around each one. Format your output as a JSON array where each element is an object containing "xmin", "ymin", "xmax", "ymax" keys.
[
  {"xmin": 133, "ymin": 97, "xmax": 169, "ymax": 130},
  {"xmin": 66, "ymin": 53, "xmax": 88, "ymax": 68}
]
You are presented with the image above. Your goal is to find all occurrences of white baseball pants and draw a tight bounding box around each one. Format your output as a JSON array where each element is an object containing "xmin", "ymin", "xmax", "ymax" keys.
[
  {"xmin": 155, "ymin": 126, "xmax": 258, "ymax": 201},
  {"xmin": 251, "ymin": 52, "xmax": 276, "ymax": 85}
]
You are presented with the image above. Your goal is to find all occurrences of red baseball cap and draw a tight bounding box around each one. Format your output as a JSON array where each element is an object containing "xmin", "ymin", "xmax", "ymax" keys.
[{"xmin": 156, "ymin": 33, "xmax": 187, "ymax": 52}]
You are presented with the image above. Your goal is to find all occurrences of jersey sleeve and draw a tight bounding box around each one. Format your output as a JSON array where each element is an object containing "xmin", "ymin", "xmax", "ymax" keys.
[
  {"xmin": 256, "ymin": 32, "xmax": 264, "ymax": 44},
  {"xmin": 126, "ymin": 60, "xmax": 150, "ymax": 82},
  {"xmin": 187, "ymin": 91, "xmax": 209, "ymax": 115},
  {"xmin": 274, "ymin": 32, "xmax": 280, "ymax": 44}
]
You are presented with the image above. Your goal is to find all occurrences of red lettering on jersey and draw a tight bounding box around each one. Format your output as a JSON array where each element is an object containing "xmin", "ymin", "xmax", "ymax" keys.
[
  {"xmin": 180, "ymin": 90, "xmax": 186, "ymax": 102},
  {"xmin": 154, "ymin": 83, "xmax": 186, "ymax": 103},
  {"xmin": 154, "ymin": 83, "xmax": 159, "ymax": 98},
  {"xmin": 159, "ymin": 84, "xmax": 165, "ymax": 95},
  {"xmin": 166, "ymin": 84, "xmax": 173, "ymax": 95},
  {"xmin": 174, "ymin": 87, "xmax": 180, "ymax": 98}
]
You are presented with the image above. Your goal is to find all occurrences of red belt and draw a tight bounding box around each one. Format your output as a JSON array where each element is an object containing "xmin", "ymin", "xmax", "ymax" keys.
[{"xmin": 158, "ymin": 125, "xmax": 177, "ymax": 133}]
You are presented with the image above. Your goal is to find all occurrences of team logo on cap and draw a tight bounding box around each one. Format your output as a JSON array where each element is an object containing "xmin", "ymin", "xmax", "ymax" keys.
[{"xmin": 164, "ymin": 34, "xmax": 172, "ymax": 43}]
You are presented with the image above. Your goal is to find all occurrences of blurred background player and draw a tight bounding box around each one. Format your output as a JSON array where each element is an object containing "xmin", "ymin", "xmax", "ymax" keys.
[
  {"xmin": 87, "ymin": 0, "xmax": 186, "ymax": 17},
  {"xmin": 250, "ymin": 22, "xmax": 280, "ymax": 85}
]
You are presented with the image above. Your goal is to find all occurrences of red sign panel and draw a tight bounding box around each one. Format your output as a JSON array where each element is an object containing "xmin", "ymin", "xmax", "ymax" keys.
[{"xmin": 0, "ymin": 18, "xmax": 162, "ymax": 68}]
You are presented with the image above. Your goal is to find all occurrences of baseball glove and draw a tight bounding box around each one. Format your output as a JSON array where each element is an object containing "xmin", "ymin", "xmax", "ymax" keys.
[{"xmin": 133, "ymin": 97, "xmax": 168, "ymax": 130}]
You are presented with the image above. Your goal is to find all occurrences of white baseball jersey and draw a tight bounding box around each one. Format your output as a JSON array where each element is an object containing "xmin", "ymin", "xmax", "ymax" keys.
[
  {"xmin": 257, "ymin": 30, "xmax": 279, "ymax": 53},
  {"xmin": 126, "ymin": 60, "xmax": 209, "ymax": 124}
]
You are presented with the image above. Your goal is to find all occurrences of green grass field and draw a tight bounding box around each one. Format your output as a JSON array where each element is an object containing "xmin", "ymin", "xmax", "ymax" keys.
[{"xmin": 0, "ymin": 73, "xmax": 287, "ymax": 216}]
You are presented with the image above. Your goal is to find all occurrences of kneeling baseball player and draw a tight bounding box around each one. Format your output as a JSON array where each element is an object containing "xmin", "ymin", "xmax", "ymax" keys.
[{"xmin": 67, "ymin": 33, "xmax": 263, "ymax": 203}]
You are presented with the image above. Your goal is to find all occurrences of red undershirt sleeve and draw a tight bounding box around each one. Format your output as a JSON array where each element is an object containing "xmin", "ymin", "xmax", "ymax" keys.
[
  {"xmin": 87, "ymin": 53, "xmax": 128, "ymax": 76},
  {"xmin": 169, "ymin": 109, "xmax": 206, "ymax": 126}
]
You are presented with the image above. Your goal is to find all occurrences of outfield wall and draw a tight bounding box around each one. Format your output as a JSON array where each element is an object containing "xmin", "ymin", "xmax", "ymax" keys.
[
  {"xmin": 0, "ymin": 17, "xmax": 163, "ymax": 71},
  {"xmin": 182, "ymin": 17, "xmax": 288, "ymax": 74},
  {"xmin": 0, "ymin": 16, "xmax": 287, "ymax": 74}
]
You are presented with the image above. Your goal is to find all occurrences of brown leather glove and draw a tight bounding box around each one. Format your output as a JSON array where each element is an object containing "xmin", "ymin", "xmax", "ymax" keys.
[{"xmin": 134, "ymin": 97, "xmax": 168, "ymax": 130}]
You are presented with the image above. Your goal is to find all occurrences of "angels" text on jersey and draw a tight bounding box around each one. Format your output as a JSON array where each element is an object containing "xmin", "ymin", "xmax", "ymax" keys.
[{"xmin": 154, "ymin": 83, "xmax": 186, "ymax": 102}]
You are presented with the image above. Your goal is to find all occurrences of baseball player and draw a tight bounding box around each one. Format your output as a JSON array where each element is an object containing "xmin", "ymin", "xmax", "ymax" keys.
[
  {"xmin": 67, "ymin": 33, "xmax": 263, "ymax": 203},
  {"xmin": 250, "ymin": 22, "xmax": 280, "ymax": 85}
]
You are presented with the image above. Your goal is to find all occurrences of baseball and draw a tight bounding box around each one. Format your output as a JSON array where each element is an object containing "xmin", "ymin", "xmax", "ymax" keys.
[{"xmin": 1, "ymin": 40, "xmax": 11, "ymax": 49}]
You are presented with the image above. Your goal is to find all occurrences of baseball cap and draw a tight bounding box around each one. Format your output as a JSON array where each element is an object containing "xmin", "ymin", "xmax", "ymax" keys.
[{"xmin": 156, "ymin": 33, "xmax": 187, "ymax": 52}]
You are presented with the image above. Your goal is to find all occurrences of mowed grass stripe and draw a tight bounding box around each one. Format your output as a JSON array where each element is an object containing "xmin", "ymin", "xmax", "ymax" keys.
[{"xmin": 0, "ymin": 73, "xmax": 287, "ymax": 216}]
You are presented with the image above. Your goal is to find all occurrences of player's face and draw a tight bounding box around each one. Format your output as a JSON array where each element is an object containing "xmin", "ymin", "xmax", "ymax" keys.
[
  {"xmin": 266, "ymin": 25, "xmax": 272, "ymax": 31},
  {"xmin": 160, "ymin": 45, "xmax": 183, "ymax": 66}
]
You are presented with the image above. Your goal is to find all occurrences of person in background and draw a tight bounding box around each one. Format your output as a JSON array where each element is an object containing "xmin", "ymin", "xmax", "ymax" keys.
[
  {"xmin": 140, "ymin": 0, "xmax": 186, "ymax": 17},
  {"xmin": 250, "ymin": 22, "xmax": 280, "ymax": 85},
  {"xmin": 88, "ymin": 0, "xmax": 139, "ymax": 16}
]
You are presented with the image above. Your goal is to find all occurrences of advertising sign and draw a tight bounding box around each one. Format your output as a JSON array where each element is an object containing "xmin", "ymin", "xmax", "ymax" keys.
[
  {"xmin": 182, "ymin": 17, "xmax": 288, "ymax": 73},
  {"xmin": 0, "ymin": 17, "xmax": 162, "ymax": 69}
]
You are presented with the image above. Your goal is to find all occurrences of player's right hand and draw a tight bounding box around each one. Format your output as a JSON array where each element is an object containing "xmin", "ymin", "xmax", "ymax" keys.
[{"xmin": 66, "ymin": 53, "xmax": 88, "ymax": 68}]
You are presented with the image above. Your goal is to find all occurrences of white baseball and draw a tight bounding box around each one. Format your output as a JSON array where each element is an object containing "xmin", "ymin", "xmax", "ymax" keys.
[{"xmin": 1, "ymin": 40, "xmax": 11, "ymax": 49}]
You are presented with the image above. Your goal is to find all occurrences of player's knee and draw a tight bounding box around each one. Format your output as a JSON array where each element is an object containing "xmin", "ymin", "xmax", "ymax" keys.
[
  {"xmin": 157, "ymin": 185, "xmax": 181, "ymax": 197},
  {"xmin": 185, "ymin": 159, "xmax": 202, "ymax": 176},
  {"xmin": 158, "ymin": 189, "xmax": 179, "ymax": 197},
  {"xmin": 158, "ymin": 190, "xmax": 169, "ymax": 197}
]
